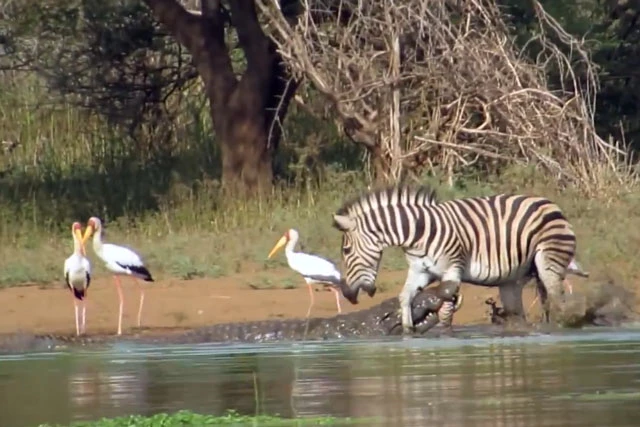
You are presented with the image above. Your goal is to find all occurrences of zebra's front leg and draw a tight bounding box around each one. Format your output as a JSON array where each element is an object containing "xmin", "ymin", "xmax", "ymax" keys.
[
  {"xmin": 399, "ymin": 267, "xmax": 432, "ymax": 334},
  {"xmin": 498, "ymin": 280, "xmax": 527, "ymax": 323}
]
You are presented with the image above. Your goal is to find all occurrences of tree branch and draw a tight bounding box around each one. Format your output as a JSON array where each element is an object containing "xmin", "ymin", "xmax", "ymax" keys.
[
  {"xmin": 144, "ymin": 0, "xmax": 237, "ymax": 102},
  {"xmin": 227, "ymin": 0, "xmax": 300, "ymax": 132},
  {"xmin": 199, "ymin": 0, "xmax": 237, "ymax": 101},
  {"xmin": 256, "ymin": 0, "xmax": 636, "ymax": 192},
  {"xmin": 142, "ymin": 0, "xmax": 202, "ymax": 52},
  {"xmin": 228, "ymin": 0, "xmax": 271, "ymax": 72}
]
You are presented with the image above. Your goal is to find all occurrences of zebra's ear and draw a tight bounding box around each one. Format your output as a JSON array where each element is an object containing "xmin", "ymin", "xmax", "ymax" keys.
[{"xmin": 332, "ymin": 214, "xmax": 356, "ymax": 232}]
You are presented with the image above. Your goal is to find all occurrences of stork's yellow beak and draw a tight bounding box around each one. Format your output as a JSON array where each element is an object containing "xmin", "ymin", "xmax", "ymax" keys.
[
  {"xmin": 73, "ymin": 228, "xmax": 84, "ymax": 242},
  {"xmin": 267, "ymin": 235, "xmax": 288, "ymax": 259},
  {"xmin": 74, "ymin": 227, "xmax": 87, "ymax": 256},
  {"xmin": 82, "ymin": 224, "xmax": 94, "ymax": 244}
]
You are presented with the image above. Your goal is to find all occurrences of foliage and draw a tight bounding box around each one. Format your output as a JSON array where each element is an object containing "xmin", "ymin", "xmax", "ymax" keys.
[
  {"xmin": 3, "ymin": 0, "xmax": 639, "ymax": 192},
  {"xmin": 257, "ymin": 0, "xmax": 638, "ymax": 194},
  {"xmin": 37, "ymin": 409, "xmax": 365, "ymax": 426},
  {"xmin": 500, "ymin": 0, "xmax": 640, "ymax": 151},
  {"xmin": 2, "ymin": 0, "xmax": 197, "ymax": 146},
  {"xmin": 593, "ymin": 0, "xmax": 640, "ymax": 149}
]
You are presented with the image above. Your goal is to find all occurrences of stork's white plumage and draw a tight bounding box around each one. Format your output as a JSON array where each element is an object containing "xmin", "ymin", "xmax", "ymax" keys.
[
  {"xmin": 267, "ymin": 229, "xmax": 343, "ymax": 318},
  {"xmin": 64, "ymin": 222, "xmax": 92, "ymax": 336},
  {"xmin": 83, "ymin": 216, "xmax": 154, "ymax": 335}
]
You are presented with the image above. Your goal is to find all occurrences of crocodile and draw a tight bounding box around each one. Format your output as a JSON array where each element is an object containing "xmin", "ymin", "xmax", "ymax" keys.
[{"xmin": 0, "ymin": 282, "xmax": 463, "ymax": 354}]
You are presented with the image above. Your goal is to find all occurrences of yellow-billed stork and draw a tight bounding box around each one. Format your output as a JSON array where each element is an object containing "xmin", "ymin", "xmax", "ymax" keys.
[
  {"xmin": 64, "ymin": 221, "xmax": 92, "ymax": 336},
  {"xmin": 83, "ymin": 216, "xmax": 154, "ymax": 335},
  {"xmin": 267, "ymin": 229, "xmax": 343, "ymax": 318}
]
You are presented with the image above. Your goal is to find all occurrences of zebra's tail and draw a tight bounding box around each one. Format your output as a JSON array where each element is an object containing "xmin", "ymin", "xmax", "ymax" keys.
[{"xmin": 567, "ymin": 258, "xmax": 589, "ymax": 278}]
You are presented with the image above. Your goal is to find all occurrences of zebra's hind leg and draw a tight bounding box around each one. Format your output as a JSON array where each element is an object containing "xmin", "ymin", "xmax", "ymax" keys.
[
  {"xmin": 534, "ymin": 251, "xmax": 568, "ymax": 323},
  {"xmin": 498, "ymin": 280, "xmax": 526, "ymax": 324},
  {"xmin": 536, "ymin": 274, "xmax": 566, "ymax": 324},
  {"xmin": 535, "ymin": 279, "xmax": 550, "ymax": 323}
]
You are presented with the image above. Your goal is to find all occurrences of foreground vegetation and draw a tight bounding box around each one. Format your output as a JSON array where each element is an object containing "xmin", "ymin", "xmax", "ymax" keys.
[{"xmin": 37, "ymin": 410, "xmax": 366, "ymax": 426}]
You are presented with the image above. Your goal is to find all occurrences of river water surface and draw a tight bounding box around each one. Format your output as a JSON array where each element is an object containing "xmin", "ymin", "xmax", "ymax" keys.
[{"xmin": 1, "ymin": 327, "xmax": 640, "ymax": 427}]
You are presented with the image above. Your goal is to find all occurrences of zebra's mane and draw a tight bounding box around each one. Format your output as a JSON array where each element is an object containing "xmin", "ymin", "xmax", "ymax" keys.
[{"xmin": 334, "ymin": 184, "xmax": 439, "ymax": 222}]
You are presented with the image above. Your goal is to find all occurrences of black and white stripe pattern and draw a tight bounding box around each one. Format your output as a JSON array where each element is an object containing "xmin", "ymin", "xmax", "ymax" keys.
[
  {"xmin": 437, "ymin": 299, "xmax": 462, "ymax": 328},
  {"xmin": 332, "ymin": 184, "xmax": 578, "ymax": 331}
]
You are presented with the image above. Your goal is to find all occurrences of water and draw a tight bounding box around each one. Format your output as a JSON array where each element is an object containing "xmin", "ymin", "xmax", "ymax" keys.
[{"xmin": 1, "ymin": 327, "xmax": 640, "ymax": 427}]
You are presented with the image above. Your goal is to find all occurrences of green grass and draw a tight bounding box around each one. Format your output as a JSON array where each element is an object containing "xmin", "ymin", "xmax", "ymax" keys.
[
  {"xmin": 1, "ymin": 72, "xmax": 639, "ymax": 303},
  {"xmin": 37, "ymin": 409, "xmax": 370, "ymax": 426},
  {"xmin": 550, "ymin": 391, "xmax": 640, "ymax": 402},
  {"xmin": 2, "ymin": 165, "xmax": 639, "ymax": 296}
]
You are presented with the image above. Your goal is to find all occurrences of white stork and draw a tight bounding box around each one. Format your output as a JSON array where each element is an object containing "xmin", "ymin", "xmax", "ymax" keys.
[
  {"xmin": 83, "ymin": 216, "xmax": 154, "ymax": 335},
  {"xmin": 63, "ymin": 221, "xmax": 92, "ymax": 336},
  {"xmin": 267, "ymin": 229, "xmax": 343, "ymax": 318}
]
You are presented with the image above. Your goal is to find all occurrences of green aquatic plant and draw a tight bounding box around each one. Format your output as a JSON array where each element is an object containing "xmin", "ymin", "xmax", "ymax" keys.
[
  {"xmin": 551, "ymin": 390, "xmax": 640, "ymax": 402},
  {"xmin": 37, "ymin": 409, "xmax": 370, "ymax": 426}
]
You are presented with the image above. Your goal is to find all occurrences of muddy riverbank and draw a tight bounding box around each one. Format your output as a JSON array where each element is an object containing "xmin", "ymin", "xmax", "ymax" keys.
[{"xmin": 0, "ymin": 282, "xmax": 635, "ymax": 354}]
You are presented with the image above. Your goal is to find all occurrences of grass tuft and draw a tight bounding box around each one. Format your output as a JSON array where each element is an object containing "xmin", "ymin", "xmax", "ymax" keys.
[{"xmin": 36, "ymin": 409, "xmax": 371, "ymax": 426}]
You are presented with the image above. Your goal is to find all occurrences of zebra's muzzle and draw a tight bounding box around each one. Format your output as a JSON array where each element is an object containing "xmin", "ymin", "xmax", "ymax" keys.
[
  {"xmin": 362, "ymin": 282, "xmax": 377, "ymax": 298},
  {"xmin": 336, "ymin": 279, "xmax": 360, "ymax": 305},
  {"xmin": 337, "ymin": 279, "xmax": 377, "ymax": 305}
]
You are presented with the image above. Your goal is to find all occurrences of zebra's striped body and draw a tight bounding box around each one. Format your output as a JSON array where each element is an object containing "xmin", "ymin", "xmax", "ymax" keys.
[{"xmin": 332, "ymin": 185, "xmax": 578, "ymax": 333}]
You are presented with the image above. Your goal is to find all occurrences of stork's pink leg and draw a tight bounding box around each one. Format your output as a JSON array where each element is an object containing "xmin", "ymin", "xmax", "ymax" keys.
[
  {"xmin": 81, "ymin": 300, "xmax": 87, "ymax": 334},
  {"xmin": 134, "ymin": 278, "xmax": 144, "ymax": 328},
  {"xmin": 305, "ymin": 282, "xmax": 315, "ymax": 318},
  {"xmin": 331, "ymin": 288, "xmax": 342, "ymax": 314},
  {"xmin": 114, "ymin": 276, "xmax": 124, "ymax": 335},
  {"xmin": 74, "ymin": 299, "xmax": 80, "ymax": 337}
]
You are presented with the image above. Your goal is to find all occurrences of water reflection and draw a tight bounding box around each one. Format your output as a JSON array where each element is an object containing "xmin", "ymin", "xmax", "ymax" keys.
[
  {"xmin": 67, "ymin": 360, "xmax": 151, "ymax": 421},
  {"xmin": 1, "ymin": 331, "xmax": 640, "ymax": 427}
]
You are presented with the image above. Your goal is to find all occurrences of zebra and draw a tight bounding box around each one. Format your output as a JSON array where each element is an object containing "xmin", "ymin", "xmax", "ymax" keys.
[{"xmin": 331, "ymin": 184, "xmax": 582, "ymax": 334}]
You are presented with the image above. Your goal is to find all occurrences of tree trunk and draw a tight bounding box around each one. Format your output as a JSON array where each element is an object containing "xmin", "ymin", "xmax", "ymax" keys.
[
  {"xmin": 143, "ymin": 0, "xmax": 298, "ymax": 197},
  {"xmin": 211, "ymin": 95, "xmax": 274, "ymax": 196},
  {"xmin": 201, "ymin": 25, "xmax": 296, "ymax": 197},
  {"xmin": 370, "ymin": 144, "xmax": 396, "ymax": 185}
]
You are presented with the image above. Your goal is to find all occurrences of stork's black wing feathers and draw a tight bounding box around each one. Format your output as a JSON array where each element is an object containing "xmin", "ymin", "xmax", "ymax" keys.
[
  {"xmin": 303, "ymin": 273, "xmax": 342, "ymax": 285},
  {"xmin": 116, "ymin": 263, "xmax": 154, "ymax": 282}
]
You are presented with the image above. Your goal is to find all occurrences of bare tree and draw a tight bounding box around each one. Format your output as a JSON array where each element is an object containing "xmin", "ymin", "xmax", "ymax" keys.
[
  {"xmin": 257, "ymin": 0, "xmax": 637, "ymax": 193},
  {"xmin": 143, "ymin": 0, "xmax": 300, "ymax": 196}
]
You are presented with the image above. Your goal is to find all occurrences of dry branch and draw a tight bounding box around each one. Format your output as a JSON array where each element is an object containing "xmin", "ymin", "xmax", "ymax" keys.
[{"xmin": 257, "ymin": 0, "xmax": 638, "ymax": 194}]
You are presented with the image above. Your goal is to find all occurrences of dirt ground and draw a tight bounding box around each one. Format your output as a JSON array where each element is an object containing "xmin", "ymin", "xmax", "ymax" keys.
[{"xmin": 0, "ymin": 269, "xmax": 580, "ymax": 336}]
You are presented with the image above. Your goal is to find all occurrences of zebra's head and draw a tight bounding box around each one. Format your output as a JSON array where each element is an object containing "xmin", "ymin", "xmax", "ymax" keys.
[
  {"xmin": 332, "ymin": 213, "xmax": 382, "ymax": 304},
  {"xmin": 332, "ymin": 184, "xmax": 439, "ymax": 304}
]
